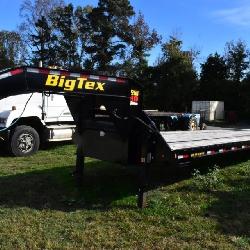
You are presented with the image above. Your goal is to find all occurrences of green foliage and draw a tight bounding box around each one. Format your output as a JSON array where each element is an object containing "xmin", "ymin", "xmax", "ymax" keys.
[
  {"xmin": 50, "ymin": 4, "xmax": 79, "ymax": 69},
  {"xmin": 80, "ymin": 0, "xmax": 135, "ymax": 71},
  {"xmin": 12, "ymin": 0, "xmax": 250, "ymax": 116},
  {"xmin": 192, "ymin": 165, "xmax": 223, "ymax": 192},
  {"xmin": 199, "ymin": 53, "xmax": 228, "ymax": 100},
  {"xmin": 121, "ymin": 12, "xmax": 161, "ymax": 79},
  {"xmin": 199, "ymin": 41, "xmax": 250, "ymax": 115},
  {"xmin": 30, "ymin": 16, "xmax": 56, "ymax": 67},
  {"xmin": 19, "ymin": 0, "xmax": 65, "ymax": 64},
  {"xmin": 0, "ymin": 31, "xmax": 25, "ymax": 69},
  {"xmin": 0, "ymin": 144, "xmax": 249, "ymax": 249},
  {"xmin": 149, "ymin": 36, "xmax": 198, "ymax": 111},
  {"xmin": 225, "ymin": 40, "xmax": 250, "ymax": 83}
]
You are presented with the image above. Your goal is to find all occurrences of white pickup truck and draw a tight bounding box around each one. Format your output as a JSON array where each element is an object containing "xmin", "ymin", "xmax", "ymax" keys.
[{"xmin": 0, "ymin": 92, "xmax": 75, "ymax": 156}]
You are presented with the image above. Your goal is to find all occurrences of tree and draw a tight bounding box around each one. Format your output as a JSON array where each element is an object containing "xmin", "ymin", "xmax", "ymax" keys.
[
  {"xmin": 240, "ymin": 74, "xmax": 250, "ymax": 118},
  {"xmin": 30, "ymin": 16, "xmax": 56, "ymax": 66},
  {"xmin": 223, "ymin": 40, "xmax": 250, "ymax": 112},
  {"xmin": 50, "ymin": 4, "xmax": 79, "ymax": 69},
  {"xmin": 19, "ymin": 0, "xmax": 64, "ymax": 65},
  {"xmin": 85, "ymin": 0, "xmax": 135, "ymax": 71},
  {"xmin": 199, "ymin": 53, "xmax": 229, "ymax": 100},
  {"xmin": 0, "ymin": 31, "xmax": 25, "ymax": 69},
  {"xmin": 121, "ymin": 12, "xmax": 161, "ymax": 79},
  {"xmin": 74, "ymin": 5, "xmax": 95, "ymax": 70},
  {"xmin": 198, "ymin": 52, "xmax": 240, "ymax": 110},
  {"xmin": 153, "ymin": 36, "xmax": 198, "ymax": 111},
  {"xmin": 224, "ymin": 40, "xmax": 249, "ymax": 83}
]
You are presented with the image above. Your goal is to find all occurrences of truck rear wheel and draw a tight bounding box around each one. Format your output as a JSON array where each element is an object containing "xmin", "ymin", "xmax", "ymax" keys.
[
  {"xmin": 188, "ymin": 117, "xmax": 198, "ymax": 131},
  {"xmin": 9, "ymin": 125, "xmax": 40, "ymax": 156}
]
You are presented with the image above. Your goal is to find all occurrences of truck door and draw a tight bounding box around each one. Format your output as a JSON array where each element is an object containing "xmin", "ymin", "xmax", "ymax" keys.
[{"xmin": 44, "ymin": 94, "xmax": 73, "ymax": 123}]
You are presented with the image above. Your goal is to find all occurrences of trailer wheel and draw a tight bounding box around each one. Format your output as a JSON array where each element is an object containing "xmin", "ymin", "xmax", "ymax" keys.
[
  {"xmin": 188, "ymin": 117, "xmax": 198, "ymax": 131},
  {"xmin": 200, "ymin": 122, "xmax": 207, "ymax": 130},
  {"xmin": 9, "ymin": 125, "xmax": 40, "ymax": 156}
]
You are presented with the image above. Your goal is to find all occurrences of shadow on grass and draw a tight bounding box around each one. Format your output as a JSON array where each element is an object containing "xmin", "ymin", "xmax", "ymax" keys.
[
  {"xmin": 187, "ymin": 151, "xmax": 250, "ymax": 239},
  {"xmin": 0, "ymin": 145, "xmax": 249, "ymax": 214},
  {"xmin": 0, "ymin": 158, "xmax": 194, "ymax": 211},
  {"xmin": 0, "ymin": 141, "xmax": 74, "ymax": 157},
  {"xmin": 0, "ymin": 160, "xmax": 138, "ymax": 211},
  {"xmin": 0, "ymin": 143, "xmax": 9, "ymax": 157},
  {"xmin": 207, "ymin": 178, "xmax": 250, "ymax": 238},
  {"xmin": 40, "ymin": 140, "xmax": 74, "ymax": 151}
]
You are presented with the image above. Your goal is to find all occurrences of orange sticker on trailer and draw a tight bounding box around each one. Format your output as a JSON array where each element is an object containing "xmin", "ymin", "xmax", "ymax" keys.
[{"xmin": 130, "ymin": 89, "xmax": 140, "ymax": 105}]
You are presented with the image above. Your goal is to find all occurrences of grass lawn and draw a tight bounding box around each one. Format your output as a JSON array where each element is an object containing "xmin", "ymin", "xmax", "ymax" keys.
[{"xmin": 0, "ymin": 143, "xmax": 249, "ymax": 249}]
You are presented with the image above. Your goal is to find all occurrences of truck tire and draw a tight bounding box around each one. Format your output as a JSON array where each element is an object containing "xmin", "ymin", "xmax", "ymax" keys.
[
  {"xmin": 188, "ymin": 117, "xmax": 198, "ymax": 131},
  {"xmin": 9, "ymin": 125, "xmax": 40, "ymax": 156}
]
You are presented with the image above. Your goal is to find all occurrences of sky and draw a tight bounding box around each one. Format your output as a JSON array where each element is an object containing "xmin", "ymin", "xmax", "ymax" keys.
[{"xmin": 1, "ymin": 0, "xmax": 250, "ymax": 68}]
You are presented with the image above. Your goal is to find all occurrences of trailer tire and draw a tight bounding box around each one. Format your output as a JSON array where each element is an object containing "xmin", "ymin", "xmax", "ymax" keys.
[
  {"xmin": 200, "ymin": 122, "xmax": 207, "ymax": 130},
  {"xmin": 9, "ymin": 125, "xmax": 40, "ymax": 157},
  {"xmin": 188, "ymin": 117, "xmax": 198, "ymax": 131}
]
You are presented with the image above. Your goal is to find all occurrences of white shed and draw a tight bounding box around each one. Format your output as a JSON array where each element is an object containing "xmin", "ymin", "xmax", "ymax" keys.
[{"xmin": 192, "ymin": 101, "xmax": 224, "ymax": 121}]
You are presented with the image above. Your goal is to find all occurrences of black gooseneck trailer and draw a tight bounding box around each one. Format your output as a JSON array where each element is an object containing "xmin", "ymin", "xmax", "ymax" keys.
[{"xmin": 1, "ymin": 66, "xmax": 250, "ymax": 207}]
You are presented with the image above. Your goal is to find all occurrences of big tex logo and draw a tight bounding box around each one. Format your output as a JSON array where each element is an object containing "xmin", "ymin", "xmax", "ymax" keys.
[{"xmin": 45, "ymin": 75, "xmax": 105, "ymax": 92}]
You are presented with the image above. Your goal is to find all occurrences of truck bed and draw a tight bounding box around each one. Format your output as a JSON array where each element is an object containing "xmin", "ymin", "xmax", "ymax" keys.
[{"xmin": 160, "ymin": 129, "xmax": 250, "ymax": 160}]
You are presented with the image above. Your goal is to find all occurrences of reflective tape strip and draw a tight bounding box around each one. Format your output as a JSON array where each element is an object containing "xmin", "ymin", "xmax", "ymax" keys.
[
  {"xmin": 107, "ymin": 77, "xmax": 116, "ymax": 82},
  {"xmin": 11, "ymin": 68, "xmax": 23, "ymax": 75},
  {"xmin": 177, "ymin": 154, "xmax": 189, "ymax": 160},
  {"xmin": 39, "ymin": 69, "xmax": 50, "ymax": 75},
  {"xmin": 70, "ymin": 73, "xmax": 81, "ymax": 78},
  {"xmin": 0, "ymin": 68, "xmax": 24, "ymax": 79},
  {"xmin": 99, "ymin": 76, "xmax": 108, "ymax": 81},
  {"xmin": 208, "ymin": 150, "xmax": 216, "ymax": 155},
  {"xmin": 0, "ymin": 72, "xmax": 11, "ymax": 79},
  {"xmin": 12, "ymin": 67, "xmax": 127, "ymax": 83},
  {"xmin": 116, "ymin": 78, "xmax": 126, "ymax": 83},
  {"xmin": 50, "ymin": 70, "xmax": 61, "ymax": 75},
  {"xmin": 27, "ymin": 68, "xmax": 40, "ymax": 73},
  {"xmin": 26, "ymin": 68, "xmax": 126, "ymax": 83},
  {"xmin": 80, "ymin": 74, "xmax": 89, "ymax": 78},
  {"xmin": 90, "ymin": 75, "xmax": 100, "ymax": 80},
  {"xmin": 60, "ymin": 71, "xmax": 70, "ymax": 76}
]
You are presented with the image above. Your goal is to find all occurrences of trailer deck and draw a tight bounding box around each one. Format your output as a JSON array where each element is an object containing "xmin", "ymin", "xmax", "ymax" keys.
[{"xmin": 161, "ymin": 129, "xmax": 250, "ymax": 160}]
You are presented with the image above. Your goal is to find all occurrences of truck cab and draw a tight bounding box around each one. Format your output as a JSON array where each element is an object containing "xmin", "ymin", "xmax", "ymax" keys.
[{"xmin": 0, "ymin": 92, "xmax": 75, "ymax": 156}]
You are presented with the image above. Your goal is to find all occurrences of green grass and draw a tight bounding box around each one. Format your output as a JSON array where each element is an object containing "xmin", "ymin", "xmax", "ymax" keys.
[{"xmin": 0, "ymin": 143, "xmax": 249, "ymax": 249}]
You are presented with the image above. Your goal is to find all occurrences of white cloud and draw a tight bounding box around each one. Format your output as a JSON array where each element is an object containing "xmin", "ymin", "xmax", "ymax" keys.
[{"xmin": 213, "ymin": 6, "xmax": 250, "ymax": 27}]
